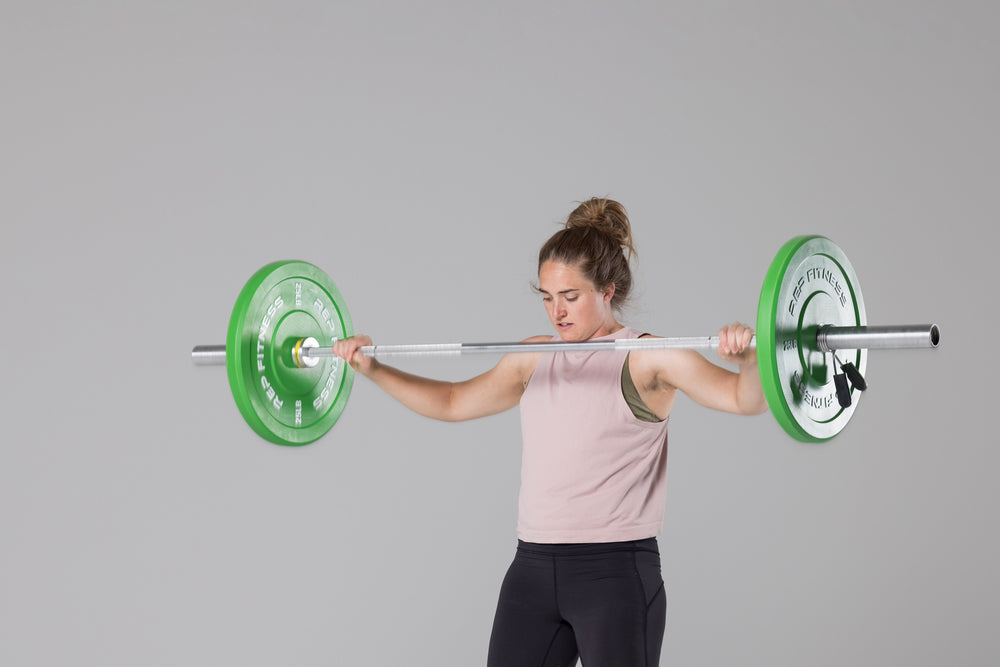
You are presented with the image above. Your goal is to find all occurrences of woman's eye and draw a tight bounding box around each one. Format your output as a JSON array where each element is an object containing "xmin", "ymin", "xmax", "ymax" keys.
[{"xmin": 566, "ymin": 297, "xmax": 578, "ymax": 302}]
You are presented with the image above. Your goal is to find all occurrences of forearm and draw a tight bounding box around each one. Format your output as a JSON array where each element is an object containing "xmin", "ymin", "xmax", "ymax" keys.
[{"xmin": 361, "ymin": 360, "xmax": 458, "ymax": 421}]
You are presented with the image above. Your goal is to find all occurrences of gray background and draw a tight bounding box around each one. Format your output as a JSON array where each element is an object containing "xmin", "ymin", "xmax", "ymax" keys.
[{"xmin": 2, "ymin": 1, "xmax": 996, "ymax": 665}]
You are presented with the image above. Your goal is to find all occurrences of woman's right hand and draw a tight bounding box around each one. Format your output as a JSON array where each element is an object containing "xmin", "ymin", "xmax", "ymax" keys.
[{"xmin": 333, "ymin": 335, "xmax": 375, "ymax": 375}]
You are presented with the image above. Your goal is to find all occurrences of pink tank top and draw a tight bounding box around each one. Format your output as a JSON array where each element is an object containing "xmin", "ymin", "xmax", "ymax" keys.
[{"xmin": 518, "ymin": 327, "xmax": 670, "ymax": 543}]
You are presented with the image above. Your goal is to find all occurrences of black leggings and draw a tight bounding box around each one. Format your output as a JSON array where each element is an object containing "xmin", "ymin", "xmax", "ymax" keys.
[{"xmin": 487, "ymin": 538, "xmax": 666, "ymax": 667}]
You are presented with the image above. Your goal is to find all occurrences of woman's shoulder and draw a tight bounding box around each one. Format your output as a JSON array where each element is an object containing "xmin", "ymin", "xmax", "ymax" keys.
[
  {"xmin": 494, "ymin": 335, "xmax": 551, "ymax": 389},
  {"xmin": 628, "ymin": 332, "xmax": 701, "ymax": 390}
]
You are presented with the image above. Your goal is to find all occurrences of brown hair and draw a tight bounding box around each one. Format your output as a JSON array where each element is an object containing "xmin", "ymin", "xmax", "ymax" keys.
[{"xmin": 538, "ymin": 198, "xmax": 636, "ymax": 310}]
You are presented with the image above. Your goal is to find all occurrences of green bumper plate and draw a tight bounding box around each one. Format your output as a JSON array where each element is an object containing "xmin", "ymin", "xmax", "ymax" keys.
[
  {"xmin": 756, "ymin": 236, "xmax": 867, "ymax": 442},
  {"xmin": 226, "ymin": 261, "xmax": 354, "ymax": 446}
]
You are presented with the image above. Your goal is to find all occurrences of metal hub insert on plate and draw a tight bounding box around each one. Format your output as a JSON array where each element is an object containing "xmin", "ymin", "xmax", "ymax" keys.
[{"xmin": 757, "ymin": 236, "xmax": 867, "ymax": 442}]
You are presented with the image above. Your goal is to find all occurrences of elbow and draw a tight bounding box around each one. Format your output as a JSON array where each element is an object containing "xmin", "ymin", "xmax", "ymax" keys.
[{"xmin": 438, "ymin": 382, "xmax": 464, "ymax": 422}]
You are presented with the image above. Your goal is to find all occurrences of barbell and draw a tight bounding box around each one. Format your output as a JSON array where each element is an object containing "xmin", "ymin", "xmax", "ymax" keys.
[{"xmin": 192, "ymin": 235, "xmax": 940, "ymax": 446}]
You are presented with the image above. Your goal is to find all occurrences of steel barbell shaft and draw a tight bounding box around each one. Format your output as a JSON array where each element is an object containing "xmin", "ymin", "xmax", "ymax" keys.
[
  {"xmin": 191, "ymin": 324, "xmax": 939, "ymax": 366},
  {"xmin": 329, "ymin": 336, "xmax": 730, "ymax": 359}
]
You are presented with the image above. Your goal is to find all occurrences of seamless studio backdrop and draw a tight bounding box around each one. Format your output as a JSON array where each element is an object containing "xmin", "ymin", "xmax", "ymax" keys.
[{"xmin": 1, "ymin": 2, "xmax": 997, "ymax": 666}]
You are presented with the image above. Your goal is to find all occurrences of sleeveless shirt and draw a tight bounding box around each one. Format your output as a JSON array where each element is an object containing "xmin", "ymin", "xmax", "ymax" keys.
[{"xmin": 517, "ymin": 327, "xmax": 670, "ymax": 543}]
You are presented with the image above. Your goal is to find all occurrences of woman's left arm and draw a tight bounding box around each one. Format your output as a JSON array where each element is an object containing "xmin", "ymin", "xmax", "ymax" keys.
[{"xmin": 640, "ymin": 322, "xmax": 769, "ymax": 416}]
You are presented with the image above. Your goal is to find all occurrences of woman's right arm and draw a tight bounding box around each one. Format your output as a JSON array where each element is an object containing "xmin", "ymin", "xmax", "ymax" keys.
[{"xmin": 333, "ymin": 335, "xmax": 545, "ymax": 422}]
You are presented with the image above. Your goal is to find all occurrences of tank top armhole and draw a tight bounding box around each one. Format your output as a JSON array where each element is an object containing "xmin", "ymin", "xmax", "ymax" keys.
[{"xmin": 621, "ymin": 352, "xmax": 665, "ymax": 423}]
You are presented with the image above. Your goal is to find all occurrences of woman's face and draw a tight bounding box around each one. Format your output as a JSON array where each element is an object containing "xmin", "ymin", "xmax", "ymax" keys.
[{"xmin": 537, "ymin": 260, "xmax": 617, "ymax": 341}]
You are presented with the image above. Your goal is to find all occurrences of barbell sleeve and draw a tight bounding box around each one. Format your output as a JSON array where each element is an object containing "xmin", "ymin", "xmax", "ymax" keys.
[
  {"xmin": 191, "ymin": 345, "xmax": 227, "ymax": 366},
  {"xmin": 816, "ymin": 324, "xmax": 940, "ymax": 352}
]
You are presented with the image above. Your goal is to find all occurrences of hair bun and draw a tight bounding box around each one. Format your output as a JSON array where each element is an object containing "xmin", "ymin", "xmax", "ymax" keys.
[{"xmin": 565, "ymin": 198, "xmax": 636, "ymax": 260}]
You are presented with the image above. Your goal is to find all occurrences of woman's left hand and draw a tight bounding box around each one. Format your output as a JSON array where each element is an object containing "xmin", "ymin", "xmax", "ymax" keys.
[{"xmin": 717, "ymin": 322, "xmax": 756, "ymax": 365}]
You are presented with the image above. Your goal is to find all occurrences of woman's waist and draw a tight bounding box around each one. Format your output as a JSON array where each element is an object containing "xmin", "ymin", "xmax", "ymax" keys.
[{"xmin": 515, "ymin": 537, "xmax": 659, "ymax": 557}]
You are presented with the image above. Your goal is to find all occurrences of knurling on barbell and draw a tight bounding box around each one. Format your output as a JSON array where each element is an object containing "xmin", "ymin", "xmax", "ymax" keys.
[{"xmin": 192, "ymin": 236, "xmax": 940, "ymax": 446}]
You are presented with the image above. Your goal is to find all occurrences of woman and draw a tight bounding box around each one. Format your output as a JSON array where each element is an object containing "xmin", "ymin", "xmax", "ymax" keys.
[{"xmin": 333, "ymin": 198, "xmax": 767, "ymax": 666}]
